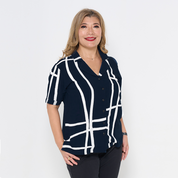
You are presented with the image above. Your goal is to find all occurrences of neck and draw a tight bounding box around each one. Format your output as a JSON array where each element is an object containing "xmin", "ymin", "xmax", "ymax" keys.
[{"xmin": 77, "ymin": 46, "xmax": 99, "ymax": 59}]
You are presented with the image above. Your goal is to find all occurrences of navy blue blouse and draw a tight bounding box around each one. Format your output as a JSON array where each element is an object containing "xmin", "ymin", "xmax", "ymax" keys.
[{"xmin": 45, "ymin": 49, "xmax": 123, "ymax": 155}]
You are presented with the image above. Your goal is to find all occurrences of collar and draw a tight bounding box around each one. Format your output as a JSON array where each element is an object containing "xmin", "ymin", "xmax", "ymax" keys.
[
  {"xmin": 70, "ymin": 48, "xmax": 108, "ymax": 77},
  {"xmin": 71, "ymin": 47, "xmax": 108, "ymax": 61}
]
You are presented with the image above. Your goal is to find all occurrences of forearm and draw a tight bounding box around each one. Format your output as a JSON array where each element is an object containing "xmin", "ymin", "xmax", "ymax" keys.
[
  {"xmin": 120, "ymin": 117, "xmax": 127, "ymax": 133},
  {"xmin": 47, "ymin": 104, "xmax": 64, "ymax": 150},
  {"xmin": 120, "ymin": 117, "xmax": 129, "ymax": 160}
]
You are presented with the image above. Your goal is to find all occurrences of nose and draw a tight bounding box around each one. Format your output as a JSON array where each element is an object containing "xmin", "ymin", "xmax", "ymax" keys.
[{"xmin": 87, "ymin": 26, "xmax": 94, "ymax": 35}]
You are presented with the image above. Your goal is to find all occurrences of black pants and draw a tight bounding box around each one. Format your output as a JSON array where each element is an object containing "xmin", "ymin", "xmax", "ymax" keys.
[{"xmin": 67, "ymin": 145, "xmax": 122, "ymax": 178}]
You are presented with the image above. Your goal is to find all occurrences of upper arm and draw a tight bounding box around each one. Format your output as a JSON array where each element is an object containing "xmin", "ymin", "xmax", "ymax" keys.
[
  {"xmin": 45, "ymin": 61, "xmax": 68, "ymax": 106},
  {"xmin": 47, "ymin": 103, "xmax": 60, "ymax": 110}
]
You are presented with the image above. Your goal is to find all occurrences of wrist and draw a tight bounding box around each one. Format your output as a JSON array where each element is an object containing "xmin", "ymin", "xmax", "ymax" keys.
[
  {"xmin": 56, "ymin": 140, "xmax": 64, "ymax": 150},
  {"xmin": 122, "ymin": 132, "xmax": 128, "ymax": 136}
]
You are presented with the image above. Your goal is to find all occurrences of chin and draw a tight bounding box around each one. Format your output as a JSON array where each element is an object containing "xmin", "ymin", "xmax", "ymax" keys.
[{"xmin": 84, "ymin": 43, "xmax": 100, "ymax": 49}]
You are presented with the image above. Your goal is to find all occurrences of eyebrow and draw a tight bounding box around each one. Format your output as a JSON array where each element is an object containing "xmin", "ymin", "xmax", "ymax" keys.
[{"xmin": 80, "ymin": 23, "xmax": 100, "ymax": 25}]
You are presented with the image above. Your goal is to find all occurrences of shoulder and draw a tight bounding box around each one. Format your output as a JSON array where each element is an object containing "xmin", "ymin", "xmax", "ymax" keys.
[
  {"xmin": 105, "ymin": 55, "xmax": 122, "ymax": 77},
  {"xmin": 50, "ymin": 54, "xmax": 76, "ymax": 73},
  {"xmin": 50, "ymin": 58, "xmax": 65, "ymax": 74},
  {"xmin": 99, "ymin": 48, "xmax": 118, "ymax": 66},
  {"xmin": 105, "ymin": 55, "xmax": 119, "ymax": 67}
]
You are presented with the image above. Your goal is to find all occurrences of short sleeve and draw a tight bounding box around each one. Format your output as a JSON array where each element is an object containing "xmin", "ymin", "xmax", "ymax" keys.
[
  {"xmin": 110, "ymin": 57, "xmax": 123, "ymax": 118},
  {"xmin": 111, "ymin": 56, "xmax": 118, "ymax": 66},
  {"xmin": 45, "ymin": 62, "xmax": 66, "ymax": 105}
]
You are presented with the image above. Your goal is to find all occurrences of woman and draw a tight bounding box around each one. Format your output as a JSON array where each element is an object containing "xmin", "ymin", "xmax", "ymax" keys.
[{"xmin": 45, "ymin": 8, "xmax": 129, "ymax": 178}]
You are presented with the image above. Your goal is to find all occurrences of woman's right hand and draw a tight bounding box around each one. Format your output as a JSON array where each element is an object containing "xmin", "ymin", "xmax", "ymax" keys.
[{"xmin": 60, "ymin": 149, "xmax": 80, "ymax": 166}]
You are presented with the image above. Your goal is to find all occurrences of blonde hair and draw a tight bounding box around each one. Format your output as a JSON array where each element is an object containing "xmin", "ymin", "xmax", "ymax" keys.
[{"xmin": 61, "ymin": 8, "xmax": 108, "ymax": 59}]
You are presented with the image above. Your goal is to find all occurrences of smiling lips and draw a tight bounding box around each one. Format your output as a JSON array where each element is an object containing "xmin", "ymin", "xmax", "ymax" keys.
[{"xmin": 85, "ymin": 37, "xmax": 96, "ymax": 41}]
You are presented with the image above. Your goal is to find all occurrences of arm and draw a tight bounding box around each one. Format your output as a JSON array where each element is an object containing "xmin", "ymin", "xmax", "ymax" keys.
[
  {"xmin": 120, "ymin": 117, "xmax": 129, "ymax": 160},
  {"xmin": 46, "ymin": 103, "xmax": 80, "ymax": 166},
  {"xmin": 47, "ymin": 104, "xmax": 64, "ymax": 149}
]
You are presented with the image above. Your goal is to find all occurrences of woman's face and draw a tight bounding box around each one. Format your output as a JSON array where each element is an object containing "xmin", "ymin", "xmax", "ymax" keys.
[{"xmin": 78, "ymin": 16, "xmax": 102, "ymax": 50}]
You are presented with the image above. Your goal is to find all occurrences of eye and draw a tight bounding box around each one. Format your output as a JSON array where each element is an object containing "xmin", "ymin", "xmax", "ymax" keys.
[
  {"xmin": 94, "ymin": 25, "xmax": 100, "ymax": 28},
  {"xmin": 81, "ymin": 25, "xmax": 87, "ymax": 28}
]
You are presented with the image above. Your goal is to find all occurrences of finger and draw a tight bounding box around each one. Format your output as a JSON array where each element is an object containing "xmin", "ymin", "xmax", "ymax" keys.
[
  {"xmin": 123, "ymin": 146, "xmax": 129, "ymax": 160},
  {"xmin": 121, "ymin": 150, "xmax": 124, "ymax": 160},
  {"xmin": 65, "ymin": 157, "xmax": 73, "ymax": 166},
  {"xmin": 68, "ymin": 154, "xmax": 80, "ymax": 165},
  {"xmin": 122, "ymin": 145, "xmax": 126, "ymax": 152},
  {"xmin": 122, "ymin": 147, "xmax": 126, "ymax": 160},
  {"xmin": 121, "ymin": 148, "xmax": 125, "ymax": 160},
  {"xmin": 123, "ymin": 152, "xmax": 126, "ymax": 160},
  {"xmin": 123, "ymin": 153, "xmax": 126, "ymax": 160},
  {"xmin": 67, "ymin": 154, "xmax": 79, "ymax": 165},
  {"xmin": 69, "ymin": 154, "xmax": 80, "ymax": 161},
  {"xmin": 69, "ymin": 158, "xmax": 78, "ymax": 165},
  {"xmin": 124, "ymin": 146, "xmax": 129, "ymax": 159},
  {"xmin": 121, "ymin": 152, "xmax": 124, "ymax": 160},
  {"xmin": 124, "ymin": 152, "xmax": 128, "ymax": 160}
]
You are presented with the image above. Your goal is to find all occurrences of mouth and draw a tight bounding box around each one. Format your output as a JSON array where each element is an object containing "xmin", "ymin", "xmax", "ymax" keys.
[{"xmin": 85, "ymin": 37, "xmax": 96, "ymax": 41}]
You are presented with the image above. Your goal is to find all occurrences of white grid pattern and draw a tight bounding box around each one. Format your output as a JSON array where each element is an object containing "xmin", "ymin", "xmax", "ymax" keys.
[{"xmin": 46, "ymin": 56, "xmax": 122, "ymax": 154}]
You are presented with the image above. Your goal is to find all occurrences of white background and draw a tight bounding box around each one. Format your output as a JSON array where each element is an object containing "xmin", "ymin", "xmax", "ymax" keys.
[{"xmin": 0, "ymin": 0, "xmax": 178, "ymax": 178}]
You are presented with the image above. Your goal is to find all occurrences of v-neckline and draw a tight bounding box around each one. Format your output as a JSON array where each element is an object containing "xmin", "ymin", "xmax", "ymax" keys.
[
  {"xmin": 80, "ymin": 57, "xmax": 103, "ymax": 76},
  {"xmin": 73, "ymin": 49, "xmax": 108, "ymax": 77}
]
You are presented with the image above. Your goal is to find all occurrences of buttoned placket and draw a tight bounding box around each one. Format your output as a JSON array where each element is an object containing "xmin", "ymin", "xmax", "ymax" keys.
[{"xmin": 97, "ymin": 75, "xmax": 107, "ymax": 136}]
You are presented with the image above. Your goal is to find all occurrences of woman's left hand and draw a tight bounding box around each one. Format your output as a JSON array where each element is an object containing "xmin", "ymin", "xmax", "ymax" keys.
[{"xmin": 121, "ymin": 135, "xmax": 129, "ymax": 160}]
